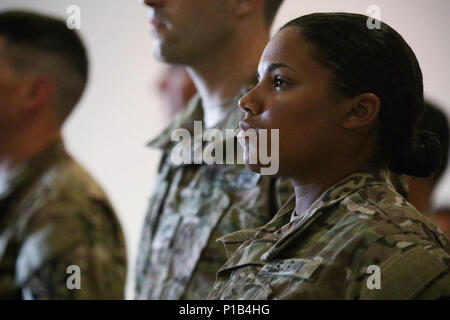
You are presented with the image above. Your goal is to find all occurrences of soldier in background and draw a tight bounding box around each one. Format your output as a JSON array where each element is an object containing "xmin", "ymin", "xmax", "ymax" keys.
[
  {"xmin": 0, "ymin": 11, "xmax": 127, "ymax": 299},
  {"xmin": 136, "ymin": 0, "xmax": 290, "ymax": 299},
  {"xmin": 408, "ymin": 102, "xmax": 450, "ymax": 236}
]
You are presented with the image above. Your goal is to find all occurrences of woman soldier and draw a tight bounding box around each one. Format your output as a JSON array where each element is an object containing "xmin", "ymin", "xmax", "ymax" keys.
[{"xmin": 208, "ymin": 13, "xmax": 450, "ymax": 300}]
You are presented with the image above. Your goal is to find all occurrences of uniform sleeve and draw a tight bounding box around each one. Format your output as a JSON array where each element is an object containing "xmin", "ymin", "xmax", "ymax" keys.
[
  {"xmin": 345, "ymin": 237, "xmax": 450, "ymax": 300},
  {"xmin": 414, "ymin": 271, "xmax": 450, "ymax": 299},
  {"xmin": 15, "ymin": 200, "xmax": 127, "ymax": 300}
]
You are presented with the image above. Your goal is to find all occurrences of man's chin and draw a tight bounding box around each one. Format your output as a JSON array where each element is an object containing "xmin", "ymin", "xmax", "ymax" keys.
[{"xmin": 153, "ymin": 45, "xmax": 184, "ymax": 65}]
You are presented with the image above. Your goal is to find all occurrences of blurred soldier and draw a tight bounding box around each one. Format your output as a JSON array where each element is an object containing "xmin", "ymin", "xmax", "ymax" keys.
[
  {"xmin": 0, "ymin": 11, "xmax": 127, "ymax": 299},
  {"xmin": 157, "ymin": 66, "xmax": 196, "ymax": 122},
  {"xmin": 408, "ymin": 102, "xmax": 450, "ymax": 236},
  {"xmin": 136, "ymin": 0, "xmax": 289, "ymax": 299}
]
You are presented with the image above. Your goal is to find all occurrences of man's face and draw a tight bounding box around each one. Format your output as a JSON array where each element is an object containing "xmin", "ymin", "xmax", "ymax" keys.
[
  {"xmin": 144, "ymin": 0, "xmax": 234, "ymax": 65},
  {"xmin": 0, "ymin": 38, "xmax": 23, "ymax": 134}
]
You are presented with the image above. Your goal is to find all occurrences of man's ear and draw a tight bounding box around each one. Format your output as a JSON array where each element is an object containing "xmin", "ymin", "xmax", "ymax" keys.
[
  {"xmin": 19, "ymin": 75, "xmax": 54, "ymax": 114},
  {"xmin": 342, "ymin": 93, "xmax": 380, "ymax": 132},
  {"xmin": 232, "ymin": 0, "xmax": 263, "ymax": 18}
]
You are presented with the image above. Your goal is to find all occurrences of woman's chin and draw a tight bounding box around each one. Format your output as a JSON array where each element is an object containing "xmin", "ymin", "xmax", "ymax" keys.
[{"xmin": 244, "ymin": 162, "xmax": 280, "ymax": 177}]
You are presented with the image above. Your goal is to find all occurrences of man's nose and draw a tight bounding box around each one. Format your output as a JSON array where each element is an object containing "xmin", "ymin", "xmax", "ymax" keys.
[{"xmin": 143, "ymin": 0, "xmax": 164, "ymax": 8}]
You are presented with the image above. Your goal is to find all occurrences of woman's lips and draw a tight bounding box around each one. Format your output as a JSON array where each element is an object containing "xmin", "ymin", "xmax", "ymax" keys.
[
  {"xmin": 237, "ymin": 121, "xmax": 259, "ymax": 139},
  {"xmin": 239, "ymin": 121, "xmax": 251, "ymax": 132}
]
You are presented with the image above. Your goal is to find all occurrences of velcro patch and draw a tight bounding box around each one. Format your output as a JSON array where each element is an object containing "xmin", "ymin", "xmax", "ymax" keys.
[
  {"xmin": 258, "ymin": 257, "xmax": 323, "ymax": 280},
  {"xmin": 360, "ymin": 245, "xmax": 448, "ymax": 299}
]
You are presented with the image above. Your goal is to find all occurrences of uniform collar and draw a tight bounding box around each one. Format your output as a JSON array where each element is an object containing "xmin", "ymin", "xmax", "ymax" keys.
[
  {"xmin": 0, "ymin": 139, "xmax": 67, "ymax": 202},
  {"xmin": 0, "ymin": 165, "xmax": 24, "ymax": 201},
  {"xmin": 147, "ymin": 80, "xmax": 256, "ymax": 152},
  {"xmin": 147, "ymin": 95, "xmax": 203, "ymax": 151},
  {"xmin": 218, "ymin": 167, "xmax": 397, "ymax": 259}
]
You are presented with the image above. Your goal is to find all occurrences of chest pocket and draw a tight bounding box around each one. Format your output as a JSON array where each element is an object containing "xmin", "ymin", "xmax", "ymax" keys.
[
  {"xmin": 145, "ymin": 164, "xmax": 260, "ymax": 299},
  {"xmin": 170, "ymin": 186, "xmax": 230, "ymax": 267},
  {"xmin": 148, "ymin": 186, "xmax": 231, "ymax": 299},
  {"xmin": 219, "ymin": 270, "xmax": 274, "ymax": 300},
  {"xmin": 216, "ymin": 257, "xmax": 323, "ymax": 300}
]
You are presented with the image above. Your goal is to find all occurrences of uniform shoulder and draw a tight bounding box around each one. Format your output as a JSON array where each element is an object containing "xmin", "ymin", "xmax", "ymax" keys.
[
  {"xmin": 14, "ymin": 156, "xmax": 127, "ymax": 296},
  {"xmin": 18, "ymin": 153, "xmax": 121, "ymax": 235},
  {"xmin": 338, "ymin": 185, "xmax": 450, "ymax": 299},
  {"xmin": 17, "ymin": 153, "xmax": 125, "ymax": 258},
  {"xmin": 51, "ymin": 154, "xmax": 110, "ymax": 204},
  {"xmin": 39, "ymin": 153, "xmax": 122, "ymax": 232},
  {"xmin": 345, "ymin": 238, "xmax": 450, "ymax": 299},
  {"xmin": 337, "ymin": 183, "xmax": 448, "ymax": 245}
]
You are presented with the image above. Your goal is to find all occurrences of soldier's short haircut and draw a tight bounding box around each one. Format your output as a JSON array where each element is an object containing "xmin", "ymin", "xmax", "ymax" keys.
[
  {"xmin": 0, "ymin": 10, "xmax": 88, "ymax": 123},
  {"xmin": 263, "ymin": 0, "xmax": 284, "ymax": 27}
]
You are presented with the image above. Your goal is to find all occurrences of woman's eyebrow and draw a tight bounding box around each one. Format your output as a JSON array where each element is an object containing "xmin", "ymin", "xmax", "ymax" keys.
[
  {"xmin": 267, "ymin": 62, "xmax": 295, "ymax": 73},
  {"xmin": 257, "ymin": 62, "xmax": 295, "ymax": 79}
]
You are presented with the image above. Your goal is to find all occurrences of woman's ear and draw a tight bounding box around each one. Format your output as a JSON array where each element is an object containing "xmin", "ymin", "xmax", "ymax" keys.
[{"xmin": 342, "ymin": 93, "xmax": 380, "ymax": 131}]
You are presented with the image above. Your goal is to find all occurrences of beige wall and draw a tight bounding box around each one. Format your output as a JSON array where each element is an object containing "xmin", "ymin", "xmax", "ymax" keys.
[{"xmin": 1, "ymin": 0, "xmax": 449, "ymax": 299}]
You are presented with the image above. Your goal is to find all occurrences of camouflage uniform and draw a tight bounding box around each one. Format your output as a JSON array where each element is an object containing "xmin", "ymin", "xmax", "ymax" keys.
[
  {"xmin": 209, "ymin": 168, "xmax": 450, "ymax": 300},
  {"xmin": 135, "ymin": 89, "xmax": 293, "ymax": 300},
  {"xmin": 0, "ymin": 140, "xmax": 127, "ymax": 300}
]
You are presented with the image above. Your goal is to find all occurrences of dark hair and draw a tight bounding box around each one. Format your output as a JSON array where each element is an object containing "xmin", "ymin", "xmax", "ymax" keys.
[
  {"xmin": 417, "ymin": 102, "xmax": 449, "ymax": 183},
  {"xmin": 0, "ymin": 10, "xmax": 88, "ymax": 122},
  {"xmin": 282, "ymin": 13, "xmax": 442, "ymax": 178},
  {"xmin": 263, "ymin": 0, "xmax": 284, "ymax": 27}
]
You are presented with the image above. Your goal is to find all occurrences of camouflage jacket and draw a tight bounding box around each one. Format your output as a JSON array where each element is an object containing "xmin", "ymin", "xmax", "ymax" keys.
[
  {"xmin": 0, "ymin": 140, "xmax": 127, "ymax": 300},
  {"xmin": 135, "ymin": 91, "xmax": 293, "ymax": 300},
  {"xmin": 208, "ymin": 168, "xmax": 450, "ymax": 300}
]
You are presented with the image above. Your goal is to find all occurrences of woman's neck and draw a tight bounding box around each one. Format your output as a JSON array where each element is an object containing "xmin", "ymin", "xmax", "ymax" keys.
[
  {"xmin": 290, "ymin": 156, "xmax": 375, "ymax": 218},
  {"xmin": 292, "ymin": 181, "xmax": 326, "ymax": 218}
]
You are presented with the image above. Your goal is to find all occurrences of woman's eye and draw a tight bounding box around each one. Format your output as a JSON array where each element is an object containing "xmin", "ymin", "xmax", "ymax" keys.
[{"xmin": 273, "ymin": 76, "xmax": 289, "ymax": 90}]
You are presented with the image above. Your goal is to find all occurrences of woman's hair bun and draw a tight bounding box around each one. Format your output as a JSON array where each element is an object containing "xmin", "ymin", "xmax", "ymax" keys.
[{"xmin": 395, "ymin": 130, "xmax": 443, "ymax": 177}]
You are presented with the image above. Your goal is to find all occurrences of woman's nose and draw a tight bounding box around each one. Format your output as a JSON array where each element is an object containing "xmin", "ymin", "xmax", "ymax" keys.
[{"xmin": 239, "ymin": 88, "xmax": 261, "ymax": 115}]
